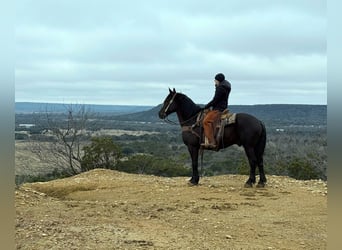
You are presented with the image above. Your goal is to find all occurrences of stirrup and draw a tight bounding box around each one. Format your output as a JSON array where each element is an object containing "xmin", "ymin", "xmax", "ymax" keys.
[{"xmin": 200, "ymin": 143, "xmax": 217, "ymax": 149}]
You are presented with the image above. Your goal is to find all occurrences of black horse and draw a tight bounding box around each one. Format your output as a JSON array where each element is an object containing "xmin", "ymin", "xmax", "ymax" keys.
[{"xmin": 158, "ymin": 88, "xmax": 267, "ymax": 187}]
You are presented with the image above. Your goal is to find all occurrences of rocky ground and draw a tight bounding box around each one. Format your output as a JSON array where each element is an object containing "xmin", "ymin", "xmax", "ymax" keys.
[{"xmin": 15, "ymin": 169, "xmax": 327, "ymax": 250}]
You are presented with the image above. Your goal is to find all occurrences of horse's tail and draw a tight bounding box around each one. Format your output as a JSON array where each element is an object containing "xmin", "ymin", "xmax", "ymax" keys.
[{"xmin": 255, "ymin": 121, "xmax": 266, "ymax": 159}]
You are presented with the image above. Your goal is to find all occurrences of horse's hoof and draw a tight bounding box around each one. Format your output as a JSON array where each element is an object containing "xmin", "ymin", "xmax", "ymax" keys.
[
  {"xmin": 188, "ymin": 176, "xmax": 199, "ymax": 186},
  {"xmin": 256, "ymin": 182, "xmax": 266, "ymax": 188},
  {"xmin": 244, "ymin": 182, "xmax": 253, "ymax": 188},
  {"xmin": 188, "ymin": 180, "xmax": 198, "ymax": 186}
]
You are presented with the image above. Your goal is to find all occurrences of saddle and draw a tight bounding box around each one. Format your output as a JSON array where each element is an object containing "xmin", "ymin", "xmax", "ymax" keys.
[
  {"xmin": 200, "ymin": 109, "xmax": 236, "ymax": 150},
  {"xmin": 220, "ymin": 109, "xmax": 237, "ymax": 124},
  {"xmin": 216, "ymin": 109, "xmax": 236, "ymax": 142}
]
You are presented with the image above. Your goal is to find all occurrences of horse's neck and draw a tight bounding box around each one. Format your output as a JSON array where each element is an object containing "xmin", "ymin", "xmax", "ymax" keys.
[
  {"xmin": 175, "ymin": 110, "xmax": 188, "ymax": 125},
  {"xmin": 175, "ymin": 99, "xmax": 199, "ymax": 126}
]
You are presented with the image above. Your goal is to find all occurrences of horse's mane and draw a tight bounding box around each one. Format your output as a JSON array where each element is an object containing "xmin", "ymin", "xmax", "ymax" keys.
[{"xmin": 176, "ymin": 93, "xmax": 202, "ymax": 118}]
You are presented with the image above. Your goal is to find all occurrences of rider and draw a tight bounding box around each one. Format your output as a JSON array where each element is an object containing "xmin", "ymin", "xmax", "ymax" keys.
[{"xmin": 202, "ymin": 73, "xmax": 231, "ymax": 148}]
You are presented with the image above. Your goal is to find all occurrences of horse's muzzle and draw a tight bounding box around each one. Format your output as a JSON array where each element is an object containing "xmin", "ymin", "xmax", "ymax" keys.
[{"xmin": 158, "ymin": 111, "xmax": 166, "ymax": 119}]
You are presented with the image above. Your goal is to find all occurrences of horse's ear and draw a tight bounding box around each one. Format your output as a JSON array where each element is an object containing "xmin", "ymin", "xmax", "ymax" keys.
[
  {"xmin": 169, "ymin": 88, "xmax": 172, "ymax": 94},
  {"xmin": 173, "ymin": 88, "xmax": 176, "ymax": 93}
]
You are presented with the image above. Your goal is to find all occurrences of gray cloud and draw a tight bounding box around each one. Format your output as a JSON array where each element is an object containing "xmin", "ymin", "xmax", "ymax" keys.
[{"xmin": 15, "ymin": 0, "xmax": 326, "ymax": 105}]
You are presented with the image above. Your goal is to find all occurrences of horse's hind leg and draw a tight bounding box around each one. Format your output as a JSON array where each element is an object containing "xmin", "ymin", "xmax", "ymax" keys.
[
  {"xmin": 243, "ymin": 146, "xmax": 257, "ymax": 188},
  {"xmin": 256, "ymin": 155, "xmax": 267, "ymax": 188}
]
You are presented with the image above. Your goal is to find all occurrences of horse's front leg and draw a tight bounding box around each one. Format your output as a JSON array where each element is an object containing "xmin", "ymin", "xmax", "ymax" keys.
[{"xmin": 187, "ymin": 145, "xmax": 200, "ymax": 185}]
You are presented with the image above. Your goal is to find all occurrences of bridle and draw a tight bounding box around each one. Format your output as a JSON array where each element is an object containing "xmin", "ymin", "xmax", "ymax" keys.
[
  {"xmin": 162, "ymin": 92, "xmax": 203, "ymax": 127},
  {"xmin": 163, "ymin": 92, "xmax": 177, "ymax": 115},
  {"xmin": 162, "ymin": 92, "xmax": 179, "ymax": 125}
]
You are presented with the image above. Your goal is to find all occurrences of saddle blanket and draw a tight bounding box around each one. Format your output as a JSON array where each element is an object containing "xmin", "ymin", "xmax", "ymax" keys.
[{"xmin": 221, "ymin": 112, "xmax": 236, "ymax": 125}]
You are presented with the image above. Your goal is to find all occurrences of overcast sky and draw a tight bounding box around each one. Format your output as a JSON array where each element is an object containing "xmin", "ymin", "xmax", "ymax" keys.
[{"xmin": 15, "ymin": 0, "xmax": 326, "ymax": 106}]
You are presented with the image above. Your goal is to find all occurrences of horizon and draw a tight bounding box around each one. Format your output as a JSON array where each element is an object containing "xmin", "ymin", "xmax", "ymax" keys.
[{"xmin": 15, "ymin": 101, "xmax": 327, "ymax": 107}]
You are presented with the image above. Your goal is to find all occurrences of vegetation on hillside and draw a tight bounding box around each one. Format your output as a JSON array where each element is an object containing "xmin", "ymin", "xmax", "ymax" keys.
[{"xmin": 15, "ymin": 104, "xmax": 327, "ymax": 185}]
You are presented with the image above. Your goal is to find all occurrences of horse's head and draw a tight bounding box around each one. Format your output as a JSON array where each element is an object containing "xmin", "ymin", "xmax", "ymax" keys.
[{"xmin": 158, "ymin": 88, "xmax": 178, "ymax": 119}]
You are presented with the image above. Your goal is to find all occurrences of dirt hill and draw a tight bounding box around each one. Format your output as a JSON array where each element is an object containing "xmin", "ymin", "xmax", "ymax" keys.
[{"xmin": 15, "ymin": 169, "xmax": 327, "ymax": 250}]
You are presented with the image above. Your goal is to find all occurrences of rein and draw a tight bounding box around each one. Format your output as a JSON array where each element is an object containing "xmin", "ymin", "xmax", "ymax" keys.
[
  {"xmin": 163, "ymin": 111, "xmax": 202, "ymax": 127},
  {"xmin": 163, "ymin": 117, "xmax": 180, "ymax": 125}
]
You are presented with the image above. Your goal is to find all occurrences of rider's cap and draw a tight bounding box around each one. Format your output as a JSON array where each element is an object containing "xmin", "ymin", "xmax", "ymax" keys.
[{"xmin": 215, "ymin": 73, "xmax": 225, "ymax": 82}]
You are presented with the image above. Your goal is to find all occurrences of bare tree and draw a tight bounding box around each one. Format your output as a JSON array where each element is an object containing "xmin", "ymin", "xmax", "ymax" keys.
[{"xmin": 30, "ymin": 104, "xmax": 92, "ymax": 175}]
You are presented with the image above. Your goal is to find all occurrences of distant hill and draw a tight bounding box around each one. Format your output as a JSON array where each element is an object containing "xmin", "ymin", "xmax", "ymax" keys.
[
  {"xmin": 112, "ymin": 104, "xmax": 327, "ymax": 126},
  {"xmin": 113, "ymin": 104, "xmax": 165, "ymax": 122},
  {"xmin": 16, "ymin": 102, "xmax": 327, "ymax": 126},
  {"xmin": 15, "ymin": 102, "xmax": 153, "ymax": 115}
]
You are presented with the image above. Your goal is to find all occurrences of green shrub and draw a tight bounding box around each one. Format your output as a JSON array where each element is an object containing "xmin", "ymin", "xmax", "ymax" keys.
[
  {"xmin": 15, "ymin": 168, "xmax": 71, "ymax": 185},
  {"xmin": 116, "ymin": 154, "xmax": 190, "ymax": 177},
  {"xmin": 15, "ymin": 132, "xmax": 29, "ymax": 140},
  {"xmin": 287, "ymin": 157, "xmax": 321, "ymax": 180},
  {"xmin": 81, "ymin": 136, "xmax": 121, "ymax": 171}
]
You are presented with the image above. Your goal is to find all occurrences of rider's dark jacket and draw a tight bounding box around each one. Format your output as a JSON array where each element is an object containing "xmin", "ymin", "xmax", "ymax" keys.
[{"xmin": 204, "ymin": 80, "xmax": 231, "ymax": 112}]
